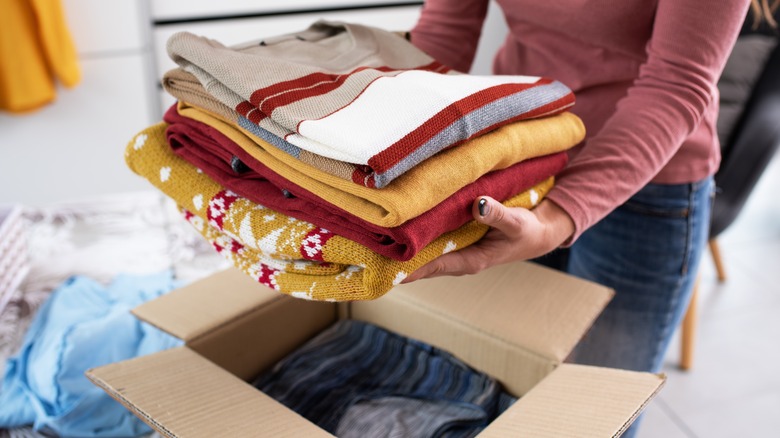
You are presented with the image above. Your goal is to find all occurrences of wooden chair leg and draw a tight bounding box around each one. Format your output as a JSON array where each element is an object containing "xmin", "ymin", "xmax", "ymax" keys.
[
  {"xmin": 709, "ymin": 238, "xmax": 727, "ymax": 282},
  {"xmin": 679, "ymin": 277, "xmax": 700, "ymax": 371}
]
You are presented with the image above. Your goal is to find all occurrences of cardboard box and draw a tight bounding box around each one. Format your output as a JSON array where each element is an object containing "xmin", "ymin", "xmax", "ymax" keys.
[{"xmin": 87, "ymin": 261, "xmax": 664, "ymax": 437}]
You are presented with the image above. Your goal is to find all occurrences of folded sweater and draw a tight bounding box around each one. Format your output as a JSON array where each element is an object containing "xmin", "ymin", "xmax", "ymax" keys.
[
  {"xmin": 125, "ymin": 123, "xmax": 553, "ymax": 301},
  {"xmin": 164, "ymin": 104, "xmax": 567, "ymax": 261},
  {"xmin": 176, "ymin": 101, "xmax": 582, "ymax": 227},
  {"xmin": 163, "ymin": 67, "xmax": 416, "ymax": 186},
  {"xmin": 167, "ymin": 20, "xmax": 574, "ymax": 187}
]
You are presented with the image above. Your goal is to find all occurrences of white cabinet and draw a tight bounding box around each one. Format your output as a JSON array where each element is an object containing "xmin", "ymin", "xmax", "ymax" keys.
[
  {"xmin": 64, "ymin": 0, "xmax": 148, "ymax": 55},
  {"xmin": 153, "ymin": 5, "xmax": 422, "ymax": 78},
  {"xmin": 149, "ymin": 0, "xmax": 420, "ymax": 21},
  {"xmin": 150, "ymin": 4, "xmax": 423, "ymax": 115}
]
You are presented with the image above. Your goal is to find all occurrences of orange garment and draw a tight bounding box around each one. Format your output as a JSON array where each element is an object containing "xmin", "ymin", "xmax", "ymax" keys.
[{"xmin": 0, "ymin": 0, "xmax": 80, "ymax": 113}]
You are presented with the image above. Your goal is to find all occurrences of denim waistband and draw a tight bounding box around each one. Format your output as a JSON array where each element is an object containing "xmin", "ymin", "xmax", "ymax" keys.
[{"xmin": 625, "ymin": 176, "xmax": 714, "ymax": 216}]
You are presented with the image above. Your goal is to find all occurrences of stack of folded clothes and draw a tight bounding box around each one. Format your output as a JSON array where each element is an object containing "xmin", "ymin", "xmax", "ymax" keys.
[{"xmin": 124, "ymin": 20, "xmax": 586, "ymax": 301}]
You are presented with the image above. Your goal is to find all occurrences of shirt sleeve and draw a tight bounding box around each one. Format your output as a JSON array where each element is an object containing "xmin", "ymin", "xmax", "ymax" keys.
[
  {"xmin": 410, "ymin": 0, "xmax": 489, "ymax": 73},
  {"xmin": 546, "ymin": 0, "xmax": 750, "ymax": 244}
]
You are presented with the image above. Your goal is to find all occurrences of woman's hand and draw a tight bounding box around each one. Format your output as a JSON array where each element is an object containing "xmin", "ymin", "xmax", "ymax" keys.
[{"xmin": 402, "ymin": 197, "xmax": 575, "ymax": 283}]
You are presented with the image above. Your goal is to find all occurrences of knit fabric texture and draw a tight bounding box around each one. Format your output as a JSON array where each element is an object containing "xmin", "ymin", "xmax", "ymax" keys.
[
  {"xmin": 166, "ymin": 20, "xmax": 575, "ymax": 187},
  {"xmin": 253, "ymin": 319, "xmax": 515, "ymax": 437},
  {"xmin": 125, "ymin": 123, "xmax": 553, "ymax": 301},
  {"xmin": 164, "ymin": 103, "xmax": 568, "ymax": 261},
  {"xmin": 163, "ymin": 66, "xmax": 573, "ymax": 191},
  {"xmin": 176, "ymin": 101, "xmax": 583, "ymax": 228},
  {"xmin": 163, "ymin": 67, "xmax": 406, "ymax": 186}
]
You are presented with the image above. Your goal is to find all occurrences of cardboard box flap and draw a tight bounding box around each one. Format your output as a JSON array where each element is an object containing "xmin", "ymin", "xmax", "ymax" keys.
[
  {"xmin": 478, "ymin": 364, "xmax": 665, "ymax": 437},
  {"xmin": 132, "ymin": 268, "xmax": 283, "ymax": 341},
  {"xmin": 380, "ymin": 261, "xmax": 613, "ymax": 363},
  {"xmin": 86, "ymin": 346, "xmax": 333, "ymax": 438}
]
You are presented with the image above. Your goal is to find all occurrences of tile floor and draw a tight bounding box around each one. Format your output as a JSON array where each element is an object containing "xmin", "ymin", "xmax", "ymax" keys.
[{"xmin": 639, "ymin": 152, "xmax": 780, "ymax": 437}]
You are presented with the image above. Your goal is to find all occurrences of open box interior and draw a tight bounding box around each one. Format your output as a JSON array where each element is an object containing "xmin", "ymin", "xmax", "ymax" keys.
[{"xmin": 87, "ymin": 261, "xmax": 665, "ymax": 437}]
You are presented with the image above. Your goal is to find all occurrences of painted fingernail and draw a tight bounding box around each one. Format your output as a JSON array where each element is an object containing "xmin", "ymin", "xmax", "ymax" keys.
[{"xmin": 478, "ymin": 198, "xmax": 488, "ymax": 216}]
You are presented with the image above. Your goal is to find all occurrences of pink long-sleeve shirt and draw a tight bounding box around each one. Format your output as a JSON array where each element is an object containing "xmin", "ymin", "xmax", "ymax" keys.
[{"xmin": 411, "ymin": 0, "xmax": 750, "ymax": 242}]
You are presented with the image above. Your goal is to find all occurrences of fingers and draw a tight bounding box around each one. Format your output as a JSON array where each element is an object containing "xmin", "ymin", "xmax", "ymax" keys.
[
  {"xmin": 400, "ymin": 262, "xmax": 437, "ymax": 283},
  {"xmin": 401, "ymin": 254, "xmax": 455, "ymax": 283},
  {"xmin": 401, "ymin": 249, "xmax": 485, "ymax": 283},
  {"xmin": 472, "ymin": 196, "xmax": 530, "ymax": 237}
]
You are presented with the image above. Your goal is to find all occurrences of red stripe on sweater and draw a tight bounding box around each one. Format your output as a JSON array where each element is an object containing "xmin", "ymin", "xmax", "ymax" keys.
[
  {"xmin": 248, "ymin": 61, "xmax": 445, "ymax": 116},
  {"xmin": 350, "ymin": 95, "xmax": 574, "ymax": 189},
  {"xmin": 246, "ymin": 107, "xmax": 266, "ymax": 124},
  {"xmin": 434, "ymin": 64, "xmax": 451, "ymax": 74},
  {"xmin": 235, "ymin": 101, "xmax": 255, "ymax": 118},
  {"xmin": 260, "ymin": 67, "xmax": 378, "ymax": 114},
  {"xmin": 350, "ymin": 165, "xmax": 375, "ymax": 187},
  {"xmin": 367, "ymin": 80, "xmax": 572, "ymax": 173},
  {"xmin": 290, "ymin": 71, "xmax": 394, "ymax": 138},
  {"xmin": 370, "ymin": 95, "xmax": 575, "ymax": 183}
]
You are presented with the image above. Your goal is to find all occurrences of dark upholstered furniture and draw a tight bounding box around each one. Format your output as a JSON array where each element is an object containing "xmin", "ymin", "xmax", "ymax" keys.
[
  {"xmin": 680, "ymin": 32, "xmax": 780, "ymax": 371},
  {"xmin": 711, "ymin": 36, "xmax": 780, "ymax": 238}
]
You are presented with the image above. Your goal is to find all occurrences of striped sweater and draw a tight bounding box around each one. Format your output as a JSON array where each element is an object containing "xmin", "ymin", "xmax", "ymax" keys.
[
  {"xmin": 163, "ymin": 67, "xmax": 408, "ymax": 186},
  {"xmin": 166, "ymin": 20, "xmax": 575, "ymax": 188},
  {"xmin": 125, "ymin": 123, "xmax": 553, "ymax": 301}
]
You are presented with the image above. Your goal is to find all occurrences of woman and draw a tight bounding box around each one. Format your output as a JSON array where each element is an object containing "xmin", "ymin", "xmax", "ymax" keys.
[{"xmin": 405, "ymin": 1, "xmax": 760, "ymax": 435}]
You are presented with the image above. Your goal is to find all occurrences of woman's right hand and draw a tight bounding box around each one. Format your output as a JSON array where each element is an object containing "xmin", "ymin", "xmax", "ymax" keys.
[{"xmin": 402, "ymin": 196, "xmax": 574, "ymax": 283}]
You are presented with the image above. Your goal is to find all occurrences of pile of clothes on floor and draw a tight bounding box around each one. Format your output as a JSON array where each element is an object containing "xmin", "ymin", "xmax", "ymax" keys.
[
  {"xmin": 0, "ymin": 195, "xmax": 224, "ymax": 437},
  {"xmin": 0, "ymin": 271, "xmax": 181, "ymax": 437},
  {"xmin": 126, "ymin": 20, "xmax": 586, "ymax": 302}
]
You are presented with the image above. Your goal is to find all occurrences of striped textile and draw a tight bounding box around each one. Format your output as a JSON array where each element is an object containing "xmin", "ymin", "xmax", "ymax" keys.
[
  {"xmin": 124, "ymin": 123, "xmax": 553, "ymax": 301},
  {"xmin": 176, "ymin": 101, "xmax": 584, "ymax": 228},
  {"xmin": 167, "ymin": 20, "xmax": 575, "ymax": 188},
  {"xmin": 164, "ymin": 67, "xmax": 392, "ymax": 185},
  {"xmin": 253, "ymin": 320, "xmax": 516, "ymax": 437},
  {"xmin": 164, "ymin": 103, "xmax": 568, "ymax": 261}
]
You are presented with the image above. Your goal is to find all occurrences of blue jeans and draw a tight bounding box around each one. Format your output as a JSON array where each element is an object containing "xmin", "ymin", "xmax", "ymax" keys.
[{"xmin": 535, "ymin": 176, "xmax": 714, "ymax": 437}]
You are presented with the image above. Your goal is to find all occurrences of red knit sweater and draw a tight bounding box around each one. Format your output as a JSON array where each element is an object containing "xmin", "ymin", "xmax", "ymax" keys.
[{"xmin": 411, "ymin": 0, "xmax": 750, "ymax": 242}]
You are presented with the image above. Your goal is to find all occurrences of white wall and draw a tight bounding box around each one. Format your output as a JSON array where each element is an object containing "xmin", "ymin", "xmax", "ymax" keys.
[
  {"xmin": 0, "ymin": 0, "xmax": 508, "ymax": 206},
  {"xmin": 0, "ymin": 0, "xmax": 159, "ymax": 206},
  {"xmin": 471, "ymin": 1, "xmax": 508, "ymax": 75}
]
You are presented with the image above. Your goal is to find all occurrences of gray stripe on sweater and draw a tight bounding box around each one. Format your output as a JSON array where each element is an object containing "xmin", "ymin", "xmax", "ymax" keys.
[
  {"xmin": 373, "ymin": 81, "xmax": 573, "ymax": 188},
  {"xmin": 239, "ymin": 116, "xmax": 302, "ymax": 158}
]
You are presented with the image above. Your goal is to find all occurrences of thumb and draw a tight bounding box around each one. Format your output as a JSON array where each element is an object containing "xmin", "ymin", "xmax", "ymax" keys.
[{"xmin": 472, "ymin": 196, "xmax": 530, "ymax": 236}]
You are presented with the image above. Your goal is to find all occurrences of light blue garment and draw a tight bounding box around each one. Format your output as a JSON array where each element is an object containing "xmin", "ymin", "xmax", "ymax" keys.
[{"xmin": 0, "ymin": 271, "xmax": 183, "ymax": 437}]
